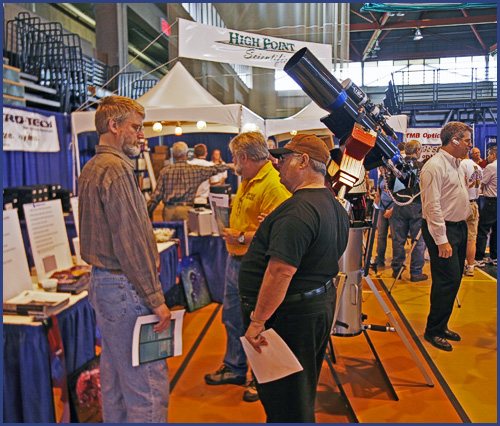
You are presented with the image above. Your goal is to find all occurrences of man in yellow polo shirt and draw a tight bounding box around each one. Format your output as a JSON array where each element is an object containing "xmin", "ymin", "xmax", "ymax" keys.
[{"xmin": 204, "ymin": 131, "xmax": 290, "ymax": 402}]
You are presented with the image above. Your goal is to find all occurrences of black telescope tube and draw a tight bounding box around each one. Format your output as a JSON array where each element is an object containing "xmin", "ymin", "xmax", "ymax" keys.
[
  {"xmin": 284, "ymin": 47, "xmax": 347, "ymax": 113},
  {"xmin": 284, "ymin": 47, "xmax": 399, "ymax": 170}
]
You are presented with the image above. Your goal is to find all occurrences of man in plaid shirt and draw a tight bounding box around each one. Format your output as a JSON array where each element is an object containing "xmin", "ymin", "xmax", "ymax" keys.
[{"xmin": 147, "ymin": 141, "xmax": 230, "ymax": 221}]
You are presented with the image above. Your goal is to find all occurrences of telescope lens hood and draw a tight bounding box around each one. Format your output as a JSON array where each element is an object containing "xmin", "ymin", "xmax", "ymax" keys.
[{"xmin": 285, "ymin": 48, "xmax": 346, "ymax": 112}]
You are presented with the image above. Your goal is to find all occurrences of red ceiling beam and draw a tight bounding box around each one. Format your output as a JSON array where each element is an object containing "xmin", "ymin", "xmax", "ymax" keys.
[
  {"xmin": 350, "ymin": 15, "xmax": 497, "ymax": 32},
  {"xmin": 350, "ymin": 8, "xmax": 374, "ymax": 24},
  {"xmin": 462, "ymin": 9, "xmax": 487, "ymax": 51},
  {"xmin": 426, "ymin": 30, "xmax": 479, "ymax": 52}
]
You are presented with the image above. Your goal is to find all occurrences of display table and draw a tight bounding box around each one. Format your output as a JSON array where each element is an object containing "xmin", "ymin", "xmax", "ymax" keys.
[
  {"xmin": 188, "ymin": 235, "xmax": 228, "ymax": 303},
  {"xmin": 153, "ymin": 221, "xmax": 188, "ymax": 257},
  {"xmin": 3, "ymin": 292, "xmax": 96, "ymax": 423}
]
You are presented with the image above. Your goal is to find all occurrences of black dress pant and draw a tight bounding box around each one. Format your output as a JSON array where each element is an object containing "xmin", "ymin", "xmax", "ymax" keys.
[
  {"xmin": 241, "ymin": 286, "xmax": 336, "ymax": 423},
  {"xmin": 475, "ymin": 197, "xmax": 497, "ymax": 261},
  {"xmin": 421, "ymin": 219, "xmax": 467, "ymax": 337}
]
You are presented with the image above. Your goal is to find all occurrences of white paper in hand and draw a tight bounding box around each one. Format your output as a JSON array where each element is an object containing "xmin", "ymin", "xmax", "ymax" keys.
[{"xmin": 240, "ymin": 328, "xmax": 303, "ymax": 384}]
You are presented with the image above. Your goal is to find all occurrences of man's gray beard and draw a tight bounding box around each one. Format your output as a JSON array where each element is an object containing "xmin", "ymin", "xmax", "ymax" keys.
[
  {"xmin": 234, "ymin": 164, "xmax": 243, "ymax": 176},
  {"xmin": 123, "ymin": 143, "xmax": 141, "ymax": 158}
]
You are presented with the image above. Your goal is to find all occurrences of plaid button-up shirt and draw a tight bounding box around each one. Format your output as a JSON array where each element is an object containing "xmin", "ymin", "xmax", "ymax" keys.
[
  {"xmin": 147, "ymin": 160, "xmax": 229, "ymax": 215},
  {"xmin": 78, "ymin": 145, "xmax": 165, "ymax": 309}
]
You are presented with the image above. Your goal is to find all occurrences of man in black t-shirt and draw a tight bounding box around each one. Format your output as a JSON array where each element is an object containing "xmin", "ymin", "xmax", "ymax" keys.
[{"xmin": 238, "ymin": 134, "xmax": 349, "ymax": 423}]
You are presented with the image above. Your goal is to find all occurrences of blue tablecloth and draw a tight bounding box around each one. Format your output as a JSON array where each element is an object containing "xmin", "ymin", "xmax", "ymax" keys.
[
  {"xmin": 3, "ymin": 295, "xmax": 96, "ymax": 423},
  {"xmin": 159, "ymin": 243, "xmax": 178, "ymax": 294},
  {"xmin": 188, "ymin": 235, "xmax": 228, "ymax": 304}
]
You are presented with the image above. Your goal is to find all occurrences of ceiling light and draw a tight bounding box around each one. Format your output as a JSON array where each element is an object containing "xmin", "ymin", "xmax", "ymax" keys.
[
  {"xmin": 373, "ymin": 40, "xmax": 380, "ymax": 51},
  {"xmin": 196, "ymin": 120, "xmax": 207, "ymax": 130},
  {"xmin": 152, "ymin": 122, "xmax": 163, "ymax": 133},
  {"xmin": 413, "ymin": 28, "xmax": 423, "ymax": 41},
  {"xmin": 174, "ymin": 122, "xmax": 183, "ymax": 136},
  {"xmin": 243, "ymin": 122, "xmax": 257, "ymax": 132}
]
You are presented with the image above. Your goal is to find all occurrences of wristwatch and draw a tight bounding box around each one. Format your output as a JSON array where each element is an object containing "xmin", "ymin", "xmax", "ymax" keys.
[{"xmin": 238, "ymin": 231, "xmax": 245, "ymax": 245}]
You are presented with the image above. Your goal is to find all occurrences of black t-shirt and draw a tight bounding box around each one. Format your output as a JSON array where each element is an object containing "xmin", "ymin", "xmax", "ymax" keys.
[{"xmin": 238, "ymin": 188, "xmax": 350, "ymax": 297}]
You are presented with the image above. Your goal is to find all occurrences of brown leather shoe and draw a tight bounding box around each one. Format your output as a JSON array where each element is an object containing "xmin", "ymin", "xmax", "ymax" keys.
[
  {"xmin": 410, "ymin": 274, "xmax": 428, "ymax": 282},
  {"xmin": 424, "ymin": 333, "xmax": 453, "ymax": 351}
]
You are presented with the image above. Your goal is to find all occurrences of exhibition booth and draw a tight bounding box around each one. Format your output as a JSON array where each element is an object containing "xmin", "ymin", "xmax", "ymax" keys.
[{"xmin": 3, "ymin": 62, "xmax": 497, "ymax": 424}]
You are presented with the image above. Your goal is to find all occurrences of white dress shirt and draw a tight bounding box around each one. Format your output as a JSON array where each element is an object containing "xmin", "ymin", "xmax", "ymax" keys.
[
  {"xmin": 420, "ymin": 149, "xmax": 471, "ymax": 245},
  {"xmin": 188, "ymin": 157, "xmax": 214, "ymax": 204},
  {"xmin": 460, "ymin": 158, "xmax": 483, "ymax": 200},
  {"xmin": 481, "ymin": 159, "xmax": 497, "ymax": 198}
]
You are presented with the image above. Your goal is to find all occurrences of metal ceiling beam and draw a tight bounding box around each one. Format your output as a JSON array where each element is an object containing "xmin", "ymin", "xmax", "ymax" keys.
[
  {"xmin": 462, "ymin": 9, "xmax": 487, "ymax": 51},
  {"xmin": 350, "ymin": 8, "xmax": 374, "ymax": 24},
  {"xmin": 362, "ymin": 12, "xmax": 390, "ymax": 60},
  {"xmin": 350, "ymin": 15, "xmax": 497, "ymax": 31},
  {"xmin": 425, "ymin": 31, "xmax": 480, "ymax": 52}
]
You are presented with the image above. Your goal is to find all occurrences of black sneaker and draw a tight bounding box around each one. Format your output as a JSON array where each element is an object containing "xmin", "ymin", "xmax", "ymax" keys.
[
  {"xmin": 243, "ymin": 380, "xmax": 259, "ymax": 402},
  {"xmin": 205, "ymin": 364, "xmax": 246, "ymax": 385}
]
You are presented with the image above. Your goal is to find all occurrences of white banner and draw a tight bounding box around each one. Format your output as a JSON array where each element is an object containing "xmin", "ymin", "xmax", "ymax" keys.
[
  {"xmin": 178, "ymin": 18, "xmax": 332, "ymax": 70},
  {"xmin": 3, "ymin": 107, "xmax": 60, "ymax": 152},
  {"xmin": 406, "ymin": 127, "xmax": 441, "ymax": 161}
]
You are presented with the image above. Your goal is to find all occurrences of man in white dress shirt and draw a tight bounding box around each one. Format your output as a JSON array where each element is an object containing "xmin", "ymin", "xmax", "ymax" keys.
[
  {"xmin": 420, "ymin": 121, "xmax": 472, "ymax": 352},
  {"xmin": 475, "ymin": 146, "xmax": 497, "ymax": 266}
]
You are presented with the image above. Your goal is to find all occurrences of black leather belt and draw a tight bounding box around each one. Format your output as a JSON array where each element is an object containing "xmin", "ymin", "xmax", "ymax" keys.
[
  {"xmin": 230, "ymin": 254, "xmax": 245, "ymax": 261},
  {"xmin": 166, "ymin": 202, "xmax": 193, "ymax": 206},
  {"xmin": 240, "ymin": 279, "xmax": 333, "ymax": 304}
]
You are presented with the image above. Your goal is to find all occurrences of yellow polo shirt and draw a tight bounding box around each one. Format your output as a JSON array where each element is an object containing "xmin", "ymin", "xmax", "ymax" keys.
[{"xmin": 227, "ymin": 161, "xmax": 291, "ymax": 256}]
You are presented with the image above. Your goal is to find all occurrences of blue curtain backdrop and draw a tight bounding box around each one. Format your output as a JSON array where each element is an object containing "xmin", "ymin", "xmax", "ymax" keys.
[
  {"xmin": 3, "ymin": 106, "xmax": 73, "ymax": 190},
  {"xmin": 473, "ymin": 123, "xmax": 497, "ymax": 157}
]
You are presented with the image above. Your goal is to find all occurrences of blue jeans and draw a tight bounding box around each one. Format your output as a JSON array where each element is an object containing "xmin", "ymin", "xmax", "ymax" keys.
[
  {"xmin": 391, "ymin": 202, "xmax": 426, "ymax": 276},
  {"xmin": 221, "ymin": 255, "xmax": 248, "ymax": 377},
  {"xmin": 374, "ymin": 210, "xmax": 392, "ymax": 265},
  {"xmin": 89, "ymin": 267, "xmax": 169, "ymax": 423}
]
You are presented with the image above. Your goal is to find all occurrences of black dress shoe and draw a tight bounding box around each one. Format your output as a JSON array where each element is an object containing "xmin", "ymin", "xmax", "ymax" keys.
[
  {"xmin": 443, "ymin": 329, "xmax": 461, "ymax": 341},
  {"xmin": 424, "ymin": 333, "xmax": 453, "ymax": 352}
]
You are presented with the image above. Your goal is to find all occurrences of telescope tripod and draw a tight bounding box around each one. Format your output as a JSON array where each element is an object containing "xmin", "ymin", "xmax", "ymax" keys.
[{"xmin": 325, "ymin": 208, "xmax": 434, "ymax": 422}]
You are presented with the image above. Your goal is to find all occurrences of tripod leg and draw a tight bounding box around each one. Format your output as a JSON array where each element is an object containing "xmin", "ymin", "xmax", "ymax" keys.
[{"xmin": 364, "ymin": 275, "xmax": 435, "ymax": 386}]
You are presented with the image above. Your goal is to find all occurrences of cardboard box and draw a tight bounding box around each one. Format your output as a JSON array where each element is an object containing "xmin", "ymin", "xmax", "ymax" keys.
[
  {"xmin": 151, "ymin": 153, "xmax": 167, "ymax": 161},
  {"xmin": 188, "ymin": 208, "xmax": 213, "ymax": 236},
  {"xmin": 154, "ymin": 145, "xmax": 169, "ymax": 155}
]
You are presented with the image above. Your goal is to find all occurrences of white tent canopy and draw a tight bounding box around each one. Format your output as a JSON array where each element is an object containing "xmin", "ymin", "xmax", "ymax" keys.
[
  {"xmin": 265, "ymin": 101, "xmax": 408, "ymax": 143},
  {"xmin": 266, "ymin": 102, "xmax": 330, "ymax": 142},
  {"xmin": 71, "ymin": 62, "xmax": 265, "ymax": 140}
]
